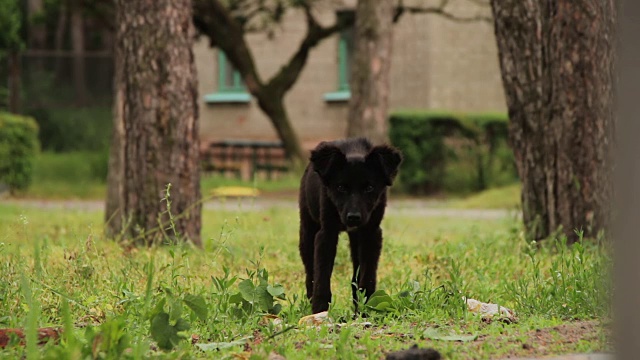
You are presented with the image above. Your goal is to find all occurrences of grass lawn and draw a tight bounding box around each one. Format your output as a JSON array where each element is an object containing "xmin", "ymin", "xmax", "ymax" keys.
[
  {"xmin": 0, "ymin": 202, "xmax": 610, "ymax": 359},
  {"xmin": 19, "ymin": 152, "xmax": 302, "ymax": 200},
  {"xmin": 447, "ymin": 184, "xmax": 521, "ymax": 210},
  {"xmin": 20, "ymin": 152, "xmax": 523, "ymax": 208}
]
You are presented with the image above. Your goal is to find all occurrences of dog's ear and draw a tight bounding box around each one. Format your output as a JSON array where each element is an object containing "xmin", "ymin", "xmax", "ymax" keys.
[
  {"xmin": 366, "ymin": 144, "xmax": 403, "ymax": 186},
  {"xmin": 310, "ymin": 142, "xmax": 347, "ymax": 182}
]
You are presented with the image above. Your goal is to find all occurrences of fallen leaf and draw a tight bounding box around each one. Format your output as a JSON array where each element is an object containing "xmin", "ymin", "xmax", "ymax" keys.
[
  {"xmin": 196, "ymin": 337, "xmax": 253, "ymax": 352},
  {"xmin": 423, "ymin": 328, "xmax": 477, "ymax": 342},
  {"xmin": 298, "ymin": 311, "xmax": 331, "ymax": 326}
]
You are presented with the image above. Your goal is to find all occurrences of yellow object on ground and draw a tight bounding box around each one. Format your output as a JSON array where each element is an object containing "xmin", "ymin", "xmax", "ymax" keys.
[{"xmin": 211, "ymin": 186, "xmax": 260, "ymax": 198}]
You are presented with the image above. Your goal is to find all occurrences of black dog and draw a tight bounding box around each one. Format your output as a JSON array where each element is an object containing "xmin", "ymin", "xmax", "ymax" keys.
[{"xmin": 298, "ymin": 137, "xmax": 403, "ymax": 314}]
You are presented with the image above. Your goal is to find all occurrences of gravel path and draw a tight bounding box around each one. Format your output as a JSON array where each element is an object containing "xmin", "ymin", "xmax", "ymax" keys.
[{"xmin": 1, "ymin": 197, "xmax": 515, "ymax": 220}]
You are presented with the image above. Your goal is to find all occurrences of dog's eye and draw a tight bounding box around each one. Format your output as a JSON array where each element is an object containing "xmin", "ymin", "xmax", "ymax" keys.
[
  {"xmin": 336, "ymin": 185, "xmax": 347, "ymax": 193},
  {"xmin": 364, "ymin": 185, "xmax": 374, "ymax": 193}
]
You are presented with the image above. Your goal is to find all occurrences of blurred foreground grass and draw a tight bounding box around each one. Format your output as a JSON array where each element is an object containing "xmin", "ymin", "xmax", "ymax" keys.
[{"xmin": 0, "ymin": 201, "xmax": 610, "ymax": 359}]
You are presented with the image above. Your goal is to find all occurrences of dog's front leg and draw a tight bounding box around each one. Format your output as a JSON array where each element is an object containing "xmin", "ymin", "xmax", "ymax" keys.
[
  {"xmin": 312, "ymin": 229, "xmax": 339, "ymax": 314},
  {"xmin": 357, "ymin": 226, "xmax": 383, "ymax": 302}
]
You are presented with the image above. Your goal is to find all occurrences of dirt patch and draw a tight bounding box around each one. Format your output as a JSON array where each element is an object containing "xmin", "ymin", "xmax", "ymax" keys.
[{"xmin": 499, "ymin": 320, "xmax": 609, "ymax": 359}]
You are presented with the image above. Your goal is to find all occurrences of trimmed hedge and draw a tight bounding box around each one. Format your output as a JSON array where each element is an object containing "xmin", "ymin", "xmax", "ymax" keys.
[
  {"xmin": 389, "ymin": 110, "xmax": 518, "ymax": 195},
  {"xmin": 0, "ymin": 112, "xmax": 39, "ymax": 192},
  {"xmin": 25, "ymin": 106, "xmax": 112, "ymax": 152}
]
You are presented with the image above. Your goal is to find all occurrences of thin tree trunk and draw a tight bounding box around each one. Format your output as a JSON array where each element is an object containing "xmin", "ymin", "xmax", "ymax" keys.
[
  {"xmin": 27, "ymin": 0, "xmax": 46, "ymax": 48},
  {"xmin": 107, "ymin": 0, "xmax": 202, "ymax": 246},
  {"xmin": 28, "ymin": 0, "xmax": 46, "ymax": 72},
  {"xmin": 346, "ymin": 0, "xmax": 394, "ymax": 145},
  {"xmin": 70, "ymin": 0, "xmax": 86, "ymax": 105},
  {"xmin": 104, "ymin": 55, "xmax": 125, "ymax": 236},
  {"xmin": 8, "ymin": 51, "xmax": 20, "ymax": 113},
  {"xmin": 490, "ymin": 0, "xmax": 615, "ymax": 242}
]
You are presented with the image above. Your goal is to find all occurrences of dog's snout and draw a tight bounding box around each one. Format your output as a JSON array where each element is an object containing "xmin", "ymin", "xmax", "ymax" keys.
[{"xmin": 346, "ymin": 212, "xmax": 362, "ymax": 224}]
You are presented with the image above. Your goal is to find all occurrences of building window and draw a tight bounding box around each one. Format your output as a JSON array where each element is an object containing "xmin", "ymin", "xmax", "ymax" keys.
[
  {"xmin": 204, "ymin": 51, "xmax": 251, "ymax": 104},
  {"xmin": 338, "ymin": 24, "xmax": 354, "ymax": 91},
  {"xmin": 218, "ymin": 51, "xmax": 245, "ymax": 92},
  {"xmin": 324, "ymin": 10, "xmax": 355, "ymax": 102}
]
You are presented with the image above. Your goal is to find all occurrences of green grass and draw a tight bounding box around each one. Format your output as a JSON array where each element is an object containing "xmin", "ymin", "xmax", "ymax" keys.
[
  {"xmin": 20, "ymin": 151, "xmax": 520, "ymax": 203},
  {"xmin": 0, "ymin": 202, "xmax": 610, "ymax": 359},
  {"xmin": 18, "ymin": 152, "xmax": 301, "ymax": 200},
  {"xmin": 448, "ymin": 184, "xmax": 521, "ymax": 209},
  {"xmin": 200, "ymin": 172, "xmax": 301, "ymax": 196},
  {"xmin": 22, "ymin": 151, "xmax": 109, "ymax": 199}
]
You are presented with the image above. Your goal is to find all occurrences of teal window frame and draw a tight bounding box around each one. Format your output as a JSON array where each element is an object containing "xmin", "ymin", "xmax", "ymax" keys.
[
  {"xmin": 324, "ymin": 16, "xmax": 354, "ymax": 103},
  {"xmin": 204, "ymin": 51, "xmax": 251, "ymax": 104}
]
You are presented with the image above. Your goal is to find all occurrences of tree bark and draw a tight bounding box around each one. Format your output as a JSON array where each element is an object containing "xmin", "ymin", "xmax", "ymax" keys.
[
  {"xmin": 70, "ymin": 0, "xmax": 86, "ymax": 106},
  {"xmin": 8, "ymin": 51, "xmax": 20, "ymax": 114},
  {"xmin": 490, "ymin": 0, "xmax": 615, "ymax": 243},
  {"xmin": 27, "ymin": 0, "xmax": 46, "ymax": 47},
  {"xmin": 104, "ymin": 50, "xmax": 125, "ymax": 236},
  {"xmin": 347, "ymin": 0, "xmax": 394, "ymax": 145},
  {"xmin": 255, "ymin": 93, "xmax": 301, "ymax": 164},
  {"xmin": 106, "ymin": 0, "xmax": 202, "ymax": 246},
  {"xmin": 53, "ymin": 1, "xmax": 68, "ymax": 80}
]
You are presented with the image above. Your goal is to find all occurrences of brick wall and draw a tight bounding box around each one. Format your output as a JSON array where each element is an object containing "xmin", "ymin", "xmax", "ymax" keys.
[{"xmin": 195, "ymin": 1, "xmax": 506, "ymax": 150}]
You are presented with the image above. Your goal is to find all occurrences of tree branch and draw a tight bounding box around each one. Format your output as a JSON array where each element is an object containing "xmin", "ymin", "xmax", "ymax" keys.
[
  {"xmin": 394, "ymin": 0, "xmax": 493, "ymax": 24},
  {"xmin": 266, "ymin": 5, "xmax": 354, "ymax": 94},
  {"xmin": 192, "ymin": 0, "xmax": 264, "ymax": 94}
]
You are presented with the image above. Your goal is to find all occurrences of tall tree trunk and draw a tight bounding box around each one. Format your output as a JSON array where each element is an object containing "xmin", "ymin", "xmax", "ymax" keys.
[
  {"xmin": 27, "ymin": 0, "xmax": 46, "ymax": 47},
  {"xmin": 54, "ymin": 1, "xmax": 68, "ymax": 81},
  {"xmin": 104, "ymin": 54, "xmax": 125, "ymax": 236},
  {"xmin": 8, "ymin": 51, "xmax": 21, "ymax": 113},
  {"xmin": 106, "ymin": 0, "xmax": 202, "ymax": 246},
  {"xmin": 614, "ymin": 1, "xmax": 640, "ymax": 355},
  {"xmin": 346, "ymin": 0, "xmax": 394, "ymax": 145},
  {"xmin": 27, "ymin": 0, "xmax": 46, "ymax": 72},
  {"xmin": 70, "ymin": 0, "xmax": 86, "ymax": 105},
  {"xmin": 490, "ymin": 0, "xmax": 615, "ymax": 243}
]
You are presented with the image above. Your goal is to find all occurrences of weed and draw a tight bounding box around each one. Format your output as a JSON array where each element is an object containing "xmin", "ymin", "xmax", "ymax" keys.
[{"xmin": 0, "ymin": 203, "xmax": 610, "ymax": 359}]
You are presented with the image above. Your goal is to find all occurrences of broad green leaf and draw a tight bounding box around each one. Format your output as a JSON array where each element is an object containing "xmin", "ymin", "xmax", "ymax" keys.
[
  {"xmin": 183, "ymin": 294, "xmax": 208, "ymax": 322},
  {"xmin": 365, "ymin": 290, "xmax": 394, "ymax": 311},
  {"xmin": 272, "ymin": 303, "xmax": 282, "ymax": 315},
  {"xmin": 372, "ymin": 301, "xmax": 392, "ymax": 311},
  {"xmin": 229, "ymin": 292, "xmax": 244, "ymax": 304},
  {"xmin": 149, "ymin": 297, "xmax": 166, "ymax": 319},
  {"xmin": 169, "ymin": 297, "xmax": 183, "ymax": 322},
  {"xmin": 267, "ymin": 284, "xmax": 285, "ymax": 298},
  {"xmin": 239, "ymin": 279, "xmax": 257, "ymax": 303},
  {"xmin": 150, "ymin": 312, "xmax": 190, "ymax": 350},
  {"xmin": 256, "ymin": 288, "xmax": 274, "ymax": 312}
]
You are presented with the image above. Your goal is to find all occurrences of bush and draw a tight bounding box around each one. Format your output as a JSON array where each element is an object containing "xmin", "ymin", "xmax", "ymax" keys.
[
  {"xmin": 389, "ymin": 110, "xmax": 518, "ymax": 195},
  {"xmin": 33, "ymin": 151, "xmax": 109, "ymax": 184},
  {"xmin": 0, "ymin": 111, "xmax": 39, "ymax": 192},
  {"xmin": 25, "ymin": 106, "xmax": 112, "ymax": 152}
]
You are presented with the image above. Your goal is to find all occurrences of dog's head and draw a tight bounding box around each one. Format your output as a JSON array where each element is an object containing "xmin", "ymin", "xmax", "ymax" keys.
[{"xmin": 310, "ymin": 139, "xmax": 403, "ymax": 231}]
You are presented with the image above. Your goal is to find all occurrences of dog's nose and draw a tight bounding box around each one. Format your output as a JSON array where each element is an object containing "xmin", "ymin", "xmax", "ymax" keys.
[{"xmin": 346, "ymin": 212, "xmax": 362, "ymax": 224}]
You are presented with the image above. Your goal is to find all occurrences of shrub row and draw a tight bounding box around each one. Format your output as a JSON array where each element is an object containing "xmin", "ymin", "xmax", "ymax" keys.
[
  {"xmin": 0, "ymin": 111, "xmax": 39, "ymax": 193},
  {"xmin": 25, "ymin": 106, "xmax": 112, "ymax": 152},
  {"xmin": 389, "ymin": 110, "xmax": 518, "ymax": 195}
]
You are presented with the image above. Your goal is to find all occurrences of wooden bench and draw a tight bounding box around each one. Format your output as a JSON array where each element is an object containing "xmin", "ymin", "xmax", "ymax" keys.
[{"xmin": 201, "ymin": 139, "xmax": 290, "ymax": 180}]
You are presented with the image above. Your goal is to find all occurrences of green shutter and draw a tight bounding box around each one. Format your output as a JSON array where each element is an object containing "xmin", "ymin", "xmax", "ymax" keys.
[{"xmin": 218, "ymin": 51, "xmax": 245, "ymax": 93}]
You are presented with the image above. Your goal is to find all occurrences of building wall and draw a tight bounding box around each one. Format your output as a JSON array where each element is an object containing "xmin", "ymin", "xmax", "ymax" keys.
[{"xmin": 194, "ymin": 2, "xmax": 506, "ymax": 150}]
